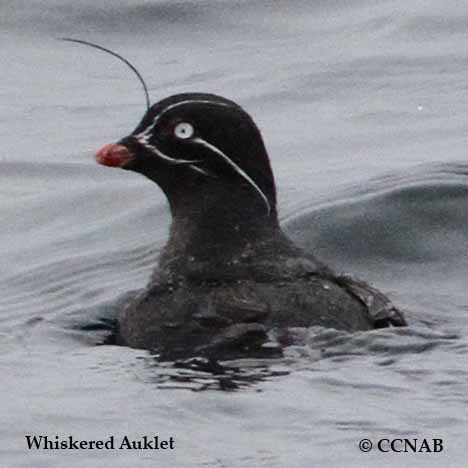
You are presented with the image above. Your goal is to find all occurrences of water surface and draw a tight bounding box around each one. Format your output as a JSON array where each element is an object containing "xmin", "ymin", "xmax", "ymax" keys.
[{"xmin": 2, "ymin": 1, "xmax": 468, "ymax": 466}]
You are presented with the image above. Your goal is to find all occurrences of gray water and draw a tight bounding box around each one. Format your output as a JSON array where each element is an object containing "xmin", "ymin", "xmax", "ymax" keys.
[{"xmin": 2, "ymin": 1, "xmax": 468, "ymax": 466}]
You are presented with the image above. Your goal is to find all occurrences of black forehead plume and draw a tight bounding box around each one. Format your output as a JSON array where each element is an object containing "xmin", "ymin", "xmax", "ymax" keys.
[{"xmin": 60, "ymin": 38, "xmax": 150, "ymax": 111}]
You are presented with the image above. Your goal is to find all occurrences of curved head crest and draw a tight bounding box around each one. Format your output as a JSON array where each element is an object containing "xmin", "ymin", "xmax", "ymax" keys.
[
  {"xmin": 60, "ymin": 37, "xmax": 150, "ymax": 111},
  {"xmin": 62, "ymin": 40, "xmax": 274, "ymax": 216}
]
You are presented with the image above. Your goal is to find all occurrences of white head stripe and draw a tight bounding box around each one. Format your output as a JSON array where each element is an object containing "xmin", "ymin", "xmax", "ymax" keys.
[
  {"xmin": 136, "ymin": 137, "xmax": 199, "ymax": 165},
  {"xmin": 189, "ymin": 164, "xmax": 216, "ymax": 178},
  {"xmin": 192, "ymin": 137, "xmax": 271, "ymax": 215},
  {"xmin": 135, "ymin": 99, "xmax": 234, "ymax": 140}
]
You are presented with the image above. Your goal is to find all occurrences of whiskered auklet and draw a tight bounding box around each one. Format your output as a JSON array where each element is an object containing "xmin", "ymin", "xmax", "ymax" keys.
[{"xmin": 96, "ymin": 93, "xmax": 406, "ymax": 357}]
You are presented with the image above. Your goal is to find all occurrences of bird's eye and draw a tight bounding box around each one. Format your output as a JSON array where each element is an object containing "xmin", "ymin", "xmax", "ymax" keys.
[{"xmin": 174, "ymin": 122, "xmax": 194, "ymax": 140}]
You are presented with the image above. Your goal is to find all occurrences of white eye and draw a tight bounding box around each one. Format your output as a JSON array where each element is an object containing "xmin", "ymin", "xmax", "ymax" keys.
[{"xmin": 174, "ymin": 122, "xmax": 194, "ymax": 139}]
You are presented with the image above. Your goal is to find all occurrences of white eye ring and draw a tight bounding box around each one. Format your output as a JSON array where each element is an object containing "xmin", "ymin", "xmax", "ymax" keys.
[{"xmin": 174, "ymin": 122, "xmax": 194, "ymax": 139}]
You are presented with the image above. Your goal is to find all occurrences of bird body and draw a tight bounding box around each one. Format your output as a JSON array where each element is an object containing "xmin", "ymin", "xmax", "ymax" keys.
[
  {"xmin": 95, "ymin": 93, "xmax": 406, "ymax": 357},
  {"xmin": 119, "ymin": 234, "xmax": 374, "ymax": 357}
]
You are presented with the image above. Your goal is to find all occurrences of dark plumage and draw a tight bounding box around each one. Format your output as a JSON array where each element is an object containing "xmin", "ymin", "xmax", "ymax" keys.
[{"xmin": 96, "ymin": 93, "xmax": 406, "ymax": 358}]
